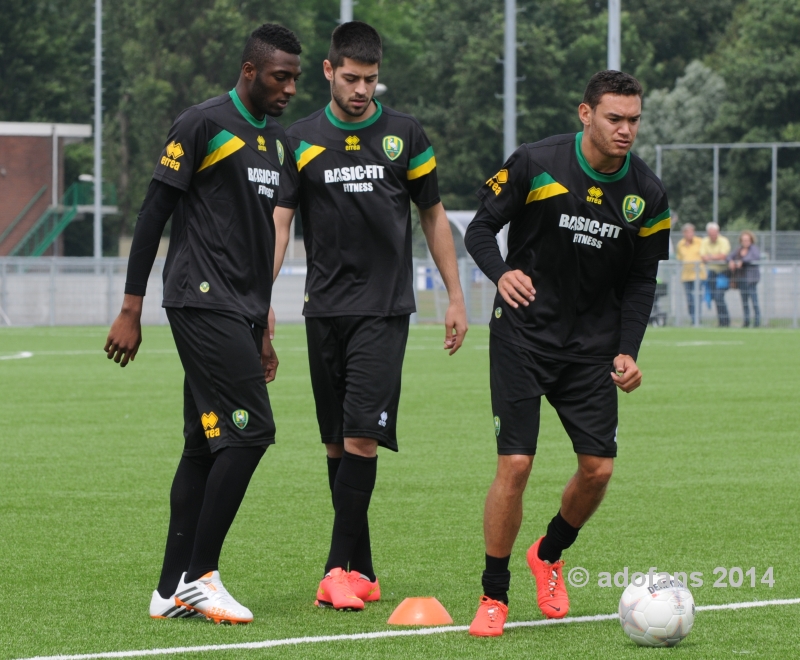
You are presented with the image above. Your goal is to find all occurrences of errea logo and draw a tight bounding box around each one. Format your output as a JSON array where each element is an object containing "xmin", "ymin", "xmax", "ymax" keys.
[
  {"xmin": 257, "ymin": 135, "xmax": 267, "ymax": 152},
  {"xmin": 486, "ymin": 169, "xmax": 509, "ymax": 196},
  {"xmin": 587, "ymin": 186, "xmax": 603, "ymax": 204},
  {"xmin": 345, "ymin": 135, "xmax": 361, "ymax": 151},
  {"xmin": 202, "ymin": 412, "xmax": 220, "ymax": 439},
  {"xmin": 160, "ymin": 141, "xmax": 184, "ymax": 170}
]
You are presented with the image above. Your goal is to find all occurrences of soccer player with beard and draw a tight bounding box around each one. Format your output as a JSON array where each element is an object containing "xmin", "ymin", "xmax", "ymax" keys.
[
  {"xmin": 273, "ymin": 21, "xmax": 468, "ymax": 610},
  {"xmin": 464, "ymin": 71, "xmax": 671, "ymax": 636},
  {"xmin": 104, "ymin": 24, "xmax": 302, "ymax": 624}
]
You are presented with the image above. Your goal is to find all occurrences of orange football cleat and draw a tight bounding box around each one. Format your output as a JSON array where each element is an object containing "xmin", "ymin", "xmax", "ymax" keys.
[
  {"xmin": 469, "ymin": 596, "xmax": 508, "ymax": 637},
  {"xmin": 527, "ymin": 536, "xmax": 569, "ymax": 619},
  {"xmin": 349, "ymin": 572, "xmax": 381, "ymax": 602},
  {"xmin": 315, "ymin": 567, "xmax": 365, "ymax": 610}
]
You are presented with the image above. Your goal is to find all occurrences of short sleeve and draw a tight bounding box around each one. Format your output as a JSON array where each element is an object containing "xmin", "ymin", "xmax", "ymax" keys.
[
  {"xmin": 405, "ymin": 122, "xmax": 440, "ymax": 209},
  {"xmin": 276, "ymin": 134, "xmax": 300, "ymax": 209},
  {"xmin": 152, "ymin": 107, "xmax": 207, "ymax": 191},
  {"xmin": 475, "ymin": 146, "xmax": 530, "ymax": 223},
  {"xmin": 634, "ymin": 193, "xmax": 671, "ymax": 262}
]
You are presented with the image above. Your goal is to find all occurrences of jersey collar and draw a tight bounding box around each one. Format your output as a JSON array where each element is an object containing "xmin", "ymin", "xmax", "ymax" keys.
[
  {"xmin": 575, "ymin": 132, "xmax": 630, "ymax": 182},
  {"xmin": 325, "ymin": 100, "xmax": 383, "ymax": 130},
  {"xmin": 229, "ymin": 89, "xmax": 267, "ymax": 129}
]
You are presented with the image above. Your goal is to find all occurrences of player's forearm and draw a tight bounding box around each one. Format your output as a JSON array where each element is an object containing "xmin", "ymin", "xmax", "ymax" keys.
[
  {"xmin": 272, "ymin": 206, "xmax": 295, "ymax": 281},
  {"xmin": 618, "ymin": 260, "xmax": 659, "ymax": 361},
  {"xmin": 124, "ymin": 179, "xmax": 182, "ymax": 296},
  {"xmin": 464, "ymin": 203, "xmax": 511, "ymax": 285},
  {"xmin": 419, "ymin": 203, "xmax": 464, "ymax": 303}
]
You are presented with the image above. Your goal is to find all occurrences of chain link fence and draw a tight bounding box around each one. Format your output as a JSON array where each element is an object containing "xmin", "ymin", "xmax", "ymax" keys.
[{"xmin": 1, "ymin": 256, "xmax": 799, "ymax": 328}]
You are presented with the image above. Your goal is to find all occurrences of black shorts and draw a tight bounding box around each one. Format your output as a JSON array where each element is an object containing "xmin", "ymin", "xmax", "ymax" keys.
[
  {"xmin": 167, "ymin": 307, "xmax": 275, "ymax": 456},
  {"xmin": 305, "ymin": 315, "xmax": 410, "ymax": 452},
  {"xmin": 490, "ymin": 333, "xmax": 618, "ymax": 458}
]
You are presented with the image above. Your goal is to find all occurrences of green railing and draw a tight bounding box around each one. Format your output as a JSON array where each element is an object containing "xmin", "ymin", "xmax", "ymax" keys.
[
  {"xmin": 0, "ymin": 185, "xmax": 48, "ymax": 250},
  {"xmin": 9, "ymin": 181, "xmax": 117, "ymax": 257},
  {"xmin": 10, "ymin": 184, "xmax": 80, "ymax": 257},
  {"xmin": 73, "ymin": 180, "xmax": 117, "ymax": 206}
]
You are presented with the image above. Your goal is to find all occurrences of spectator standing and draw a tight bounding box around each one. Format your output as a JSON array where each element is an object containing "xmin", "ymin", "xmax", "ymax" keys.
[
  {"xmin": 728, "ymin": 230, "xmax": 761, "ymax": 327},
  {"xmin": 675, "ymin": 223, "xmax": 706, "ymax": 323},
  {"xmin": 700, "ymin": 222, "xmax": 731, "ymax": 326}
]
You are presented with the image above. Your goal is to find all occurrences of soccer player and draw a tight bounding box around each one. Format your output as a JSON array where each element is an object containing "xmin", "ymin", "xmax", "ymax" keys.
[
  {"xmin": 103, "ymin": 24, "xmax": 302, "ymax": 624},
  {"xmin": 273, "ymin": 21, "xmax": 468, "ymax": 610},
  {"xmin": 464, "ymin": 71, "xmax": 671, "ymax": 636}
]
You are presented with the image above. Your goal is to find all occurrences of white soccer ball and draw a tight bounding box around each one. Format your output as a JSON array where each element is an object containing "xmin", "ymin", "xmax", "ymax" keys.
[{"xmin": 618, "ymin": 573, "xmax": 695, "ymax": 647}]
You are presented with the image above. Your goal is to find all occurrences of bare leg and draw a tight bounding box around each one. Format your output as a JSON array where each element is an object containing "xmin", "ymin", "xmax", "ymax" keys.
[
  {"xmin": 484, "ymin": 455, "xmax": 535, "ymax": 557},
  {"xmin": 560, "ymin": 454, "xmax": 614, "ymax": 528}
]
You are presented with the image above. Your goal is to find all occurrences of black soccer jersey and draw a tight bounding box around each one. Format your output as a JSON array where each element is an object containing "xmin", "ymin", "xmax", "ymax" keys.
[
  {"xmin": 153, "ymin": 89, "xmax": 296, "ymax": 326},
  {"xmin": 468, "ymin": 132, "xmax": 670, "ymax": 363},
  {"xmin": 277, "ymin": 100, "xmax": 440, "ymax": 317}
]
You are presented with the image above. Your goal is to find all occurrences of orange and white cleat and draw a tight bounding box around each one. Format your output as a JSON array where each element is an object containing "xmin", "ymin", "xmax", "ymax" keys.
[
  {"xmin": 175, "ymin": 571, "xmax": 253, "ymax": 625},
  {"xmin": 469, "ymin": 595, "xmax": 509, "ymax": 637},
  {"xmin": 527, "ymin": 536, "xmax": 569, "ymax": 619},
  {"xmin": 315, "ymin": 567, "xmax": 364, "ymax": 610},
  {"xmin": 149, "ymin": 586, "xmax": 204, "ymax": 619},
  {"xmin": 349, "ymin": 572, "xmax": 381, "ymax": 602}
]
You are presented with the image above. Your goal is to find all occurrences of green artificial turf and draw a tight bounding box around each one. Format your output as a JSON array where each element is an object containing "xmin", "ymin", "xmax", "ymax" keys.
[{"xmin": 1, "ymin": 324, "xmax": 798, "ymax": 659}]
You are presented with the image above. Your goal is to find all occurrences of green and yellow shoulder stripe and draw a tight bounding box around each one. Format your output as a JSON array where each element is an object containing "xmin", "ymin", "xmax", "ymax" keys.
[
  {"xmin": 526, "ymin": 172, "xmax": 568, "ymax": 203},
  {"xmin": 638, "ymin": 208, "xmax": 671, "ymax": 237},
  {"xmin": 295, "ymin": 141, "xmax": 326, "ymax": 171},
  {"xmin": 197, "ymin": 130, "xmax": 245, "ymax": 172},
  {"xmin": 407, "ymin": 146, "xmax": 436, "ymax": 180}
]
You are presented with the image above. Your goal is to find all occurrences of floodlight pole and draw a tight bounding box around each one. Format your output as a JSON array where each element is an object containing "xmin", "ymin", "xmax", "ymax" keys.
[
  {"xmin": 340, "ymin": 0, "xmax": 353, "ymax": 23},
  {"xmin": 712, "ymin": 145, "xmax": 719, "ymax": 226},
  {"xmin": 503, "ymin": 0, "xmax": 517, "ymax": 160},
  {"xmin": 771, "ymin": 145, "xmax": 778, "ymax": 260},
  {"xmin": 608, "ymin": 0, "xmax": 621, "ymax": 71},
  {"xmin": 93, "ymin": 0, "xmax": 103, "ymax": 259}
]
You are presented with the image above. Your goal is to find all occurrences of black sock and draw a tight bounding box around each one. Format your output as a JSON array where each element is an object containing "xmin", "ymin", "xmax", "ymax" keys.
[
  {"xmin": 482, "ymin": 554, "xmax": 511, "ymax": 604},
  {"xmin": 537, "ymin": 511, "xmax": 581, "ymax": 563},
  {"xmin": 326, "ymin": 455, "xmax": 342, "ymax": 507},
  {"xmin": 156, "ymin": 454, "xmax": 216, "ymax": 598},
  {"xmin": 184, "ymin": 446, "xmax": 266, "ymax": 583},
  {"xmin": 349, "ymin": 519, "xmax": 376, "ymax": 582},
  {"xmin": 325, "ymin": 451, "xmax": 377, "ymax": 575}
]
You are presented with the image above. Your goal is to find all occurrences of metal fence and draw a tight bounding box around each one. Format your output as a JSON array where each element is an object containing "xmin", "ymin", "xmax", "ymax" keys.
[{"xmin": 1, "ymin": 256, "xmax": 799, "ymax": 328}]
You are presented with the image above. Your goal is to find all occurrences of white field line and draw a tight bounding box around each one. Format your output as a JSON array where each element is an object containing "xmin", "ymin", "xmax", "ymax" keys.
[{"xmin": 14, "ymin": 597, "xmax": 800, "ymax": 660}]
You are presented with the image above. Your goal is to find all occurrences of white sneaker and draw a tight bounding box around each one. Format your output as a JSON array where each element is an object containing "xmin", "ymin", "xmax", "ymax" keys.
[
  {"xmin": 175, "ymin": 571, "xmax": 253, "ymax": 624},
  {"xmin": 149, "ymin": 587, "xmax": 204, "ymax": 619}
]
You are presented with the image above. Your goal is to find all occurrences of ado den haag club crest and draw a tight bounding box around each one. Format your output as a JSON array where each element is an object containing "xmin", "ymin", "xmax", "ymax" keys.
[
  {"xmin": 276, "ymin": 140, "xmax": 285, "ymax": 165},
  {"xmin": 622, "ymin": 195, "xmax": 645, "ymax": 222},
  {"xmin": 232, "ymin": 409, "xmax": 249, "ymax": 429},
  {"xmin": 382, "ymin": 135, "xmax": 404, "ymax": 161}
]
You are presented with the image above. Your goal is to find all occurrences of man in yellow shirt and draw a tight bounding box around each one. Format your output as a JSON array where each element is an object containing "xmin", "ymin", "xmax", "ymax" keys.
[
  {"xmin": 676, "ymin": 223, "xmax": 706, "ymax": 323},
  {"xmin": 700, "ymin": 222, "xmax": 731, "ymax": 326}
]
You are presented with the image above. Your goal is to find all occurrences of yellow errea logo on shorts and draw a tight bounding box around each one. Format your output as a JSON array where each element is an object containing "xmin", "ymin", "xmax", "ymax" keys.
[{"xmin": 202, "ymin": 412, "xmax": 220, "ymax": 438}]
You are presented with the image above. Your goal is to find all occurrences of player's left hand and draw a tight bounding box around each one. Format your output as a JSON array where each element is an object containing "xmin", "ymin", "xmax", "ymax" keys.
[
  {"xmin": 261, "ymin": 329, "xmax": 279, "ymax": 384},
  {"xmin": 444, "ymin": 299, "xmax": 468, "ymax": 355},
  {"xmin": 611, "ymin": 354, "xmax": 642, "ymax": 393}
]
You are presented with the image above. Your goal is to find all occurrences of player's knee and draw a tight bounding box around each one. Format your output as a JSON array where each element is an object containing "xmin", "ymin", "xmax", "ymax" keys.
[
  {"xmin": 579, "ymin": 459, "xmax": 614, "ymax": 489},
  {"xmin": 497, "ymin": 454, "xmax": 534, "ymax": 488}
]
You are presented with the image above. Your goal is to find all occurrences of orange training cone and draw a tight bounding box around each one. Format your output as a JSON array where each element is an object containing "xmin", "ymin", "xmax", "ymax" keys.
[{"xmin": 387, "ymin": 597, "xmax": 453, "ymax": 626}]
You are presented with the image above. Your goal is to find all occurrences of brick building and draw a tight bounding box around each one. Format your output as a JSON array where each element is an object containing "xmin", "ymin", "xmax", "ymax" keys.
[{"xmin": 0, "ymin": 122, "xmax": 92, "ymax": 256}]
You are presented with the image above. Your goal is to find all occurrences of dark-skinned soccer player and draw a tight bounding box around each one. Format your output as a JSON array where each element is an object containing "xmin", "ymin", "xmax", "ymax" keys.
[
  {"xmin": 104, "ymin": 24, "xmax": 302, "ymax": 624},
  {"xmin": 465, "ymin": 71, "xmax": 671, "ymax": 636}
]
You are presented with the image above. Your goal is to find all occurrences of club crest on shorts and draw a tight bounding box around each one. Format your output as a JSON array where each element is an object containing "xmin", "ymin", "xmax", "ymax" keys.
[
  {"xmin": 494, "ymin": 307, "xmax": 502, "ymax": 318},
  {"xmin": 276, "ymin": 139, "xmax": 285, "ymax": 165},
  {"xmin": 232, "ymin": 409, "xmax": 249, "ymax": 429},
  {"xmin": 199, "ymin": 281, "xmax": 210, "ymax": 293},
  {"xmin": 494, "ymin": 416, "xmax": 501, "ymax": 437},
  {"xmin": 622, "ymin": 195, "xmax": 645, "ymax": 222},
  {"xmin": 382, "ymin": 136, "xmax": 404, "ymax": 161}
]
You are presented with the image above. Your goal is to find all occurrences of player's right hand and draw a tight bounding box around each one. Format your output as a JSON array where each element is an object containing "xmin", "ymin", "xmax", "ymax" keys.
[
  {"xmin": 104, "ymin": 295, "xmax": 143, "ymax": 367},
  {"xmin": 261, "ymin": 329, "xmax": 279, "ymax": 384},
  {"xmin": 497, "ymin": 270, "xmax": 536, "ymax": 309}
]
